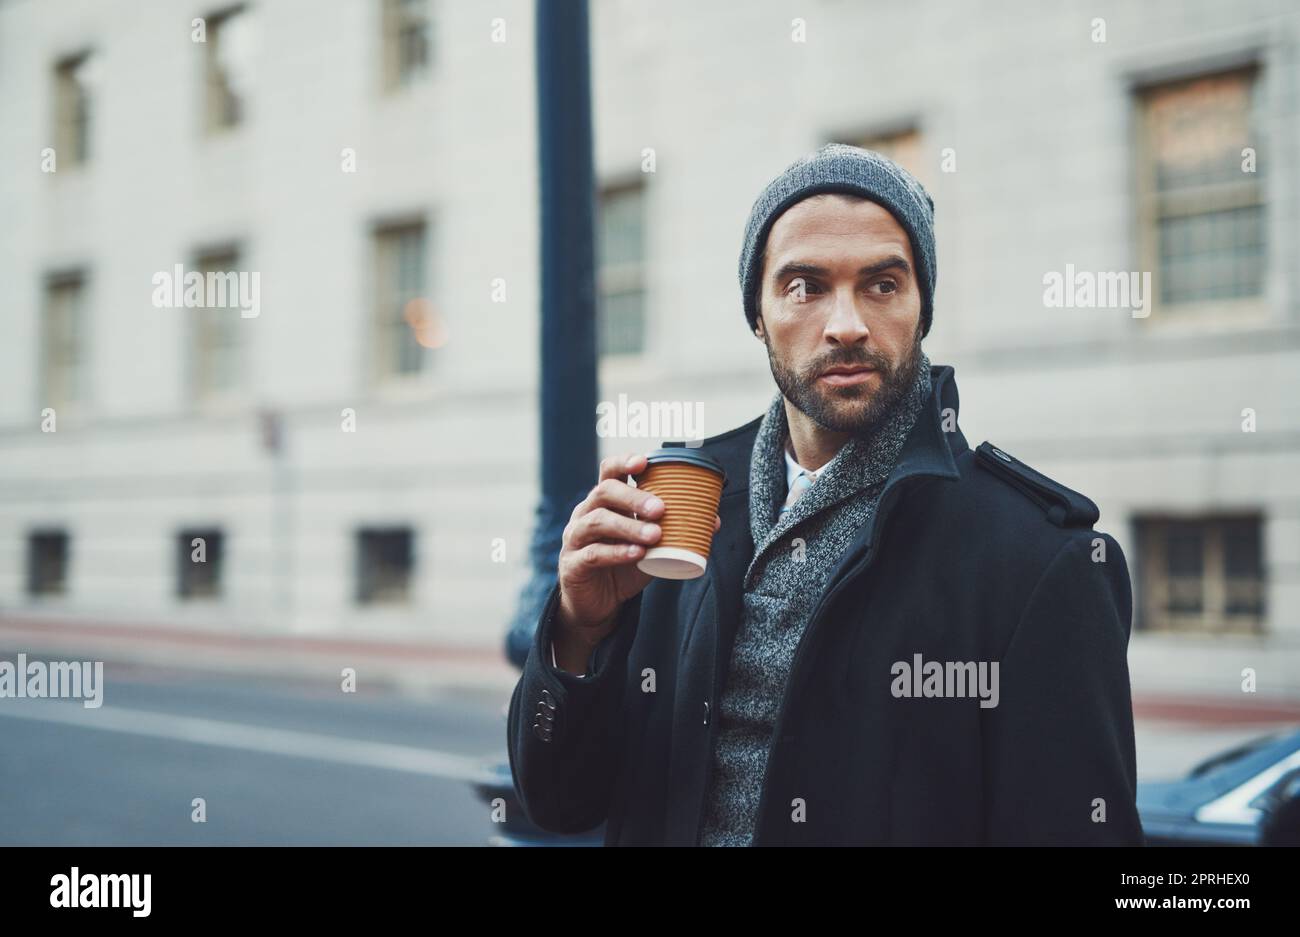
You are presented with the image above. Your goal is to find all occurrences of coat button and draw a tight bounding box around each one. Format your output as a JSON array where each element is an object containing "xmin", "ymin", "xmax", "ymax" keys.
[
  {"xmin": 533, "ymin": 720, "xmax": 552, "ymax": 742},
  {"xmin": 703, "ymin": 701, "xmax": 710, "ymax": 725},
  {"xmin": 540, "ymin": 688, "xmax": 554, "ymax": 705}
]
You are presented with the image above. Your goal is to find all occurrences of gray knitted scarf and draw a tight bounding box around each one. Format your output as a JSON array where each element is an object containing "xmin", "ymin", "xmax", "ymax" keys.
[
  {"xmin": 698, "ymin": 352, "xmax": 932, "ymax": 846},
  {"xmin": 748, "ymin": 352, "xmax": 932, "ymax": 580}
]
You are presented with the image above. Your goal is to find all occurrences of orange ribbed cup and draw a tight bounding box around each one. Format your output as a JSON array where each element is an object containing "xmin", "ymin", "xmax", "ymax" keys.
[{"xmin": 634, "ymin": 458, "xmax": 725, "ymax": 579}]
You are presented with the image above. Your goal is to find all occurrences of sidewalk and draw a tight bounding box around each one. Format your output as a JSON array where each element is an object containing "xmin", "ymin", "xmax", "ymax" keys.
[
  {"xmin": 3, "ymin": 614, "xmax": 1300, "ymax": 727},
  {"xmin": 0, "ymin": 615, "xmax": 522, "ymax": 701}
]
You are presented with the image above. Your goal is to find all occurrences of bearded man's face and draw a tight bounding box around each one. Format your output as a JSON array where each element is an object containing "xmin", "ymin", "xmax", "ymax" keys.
[{"xmin": 755, "ymin": 193, "xmax": 924, "ymax": 435}]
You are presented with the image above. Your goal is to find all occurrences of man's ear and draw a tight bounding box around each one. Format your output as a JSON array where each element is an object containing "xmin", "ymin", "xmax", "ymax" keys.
[{"xmin": 754, "ymin": 314, "xmax": 765, "ymax": 340}]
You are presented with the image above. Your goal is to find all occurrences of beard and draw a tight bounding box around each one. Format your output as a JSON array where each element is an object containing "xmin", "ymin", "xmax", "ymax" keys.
[{"xmin": 763, "ymin": 327, "xmax": 923, "ymax": 437}]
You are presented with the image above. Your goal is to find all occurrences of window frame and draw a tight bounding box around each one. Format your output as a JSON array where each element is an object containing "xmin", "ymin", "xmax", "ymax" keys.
[
  {"xmin": 53, "ymin": 50, "xmax": 95, "ymax": 168},
  {"xmin": 41, "ymin": 270, "xmax": 87, "ymax": 413},
  {"xmin": 188, "ymin": 244, "xmax": 248, "ymax": 407},
  {"xmin": 27, "ymin": 529, "xmax": 71, "ymax": 598},
  {"xmin": 176, "ymin": 528, "xmax": 225, "ymax": 600},
  {"xmin": 381, "ymin": 0, "xmax": 433, "ymax": 92},
  {"xmin": 370, "ymin": 218, "xmax": 430, "ymax": 384},
  {"xmin": 1132, "ymin": 64, "xmax": 1269, "ymax": 325},
  {"xmin": 354, "ymin": 527, "xmax": 416, "ymax": 605},
  {"xmin": 1134, "ymin": 514, "xmax": 1266, "ymax": 635},
  {"xmin": 596, "ymin": 178, "xmax": 648, "ymax": 359},
  {"xmin": 203, "ymin": 4, "xmax": 251, "ymax": 135}
]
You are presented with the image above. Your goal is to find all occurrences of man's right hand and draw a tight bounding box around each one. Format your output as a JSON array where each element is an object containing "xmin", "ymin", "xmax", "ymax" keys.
[{"xmin": 552, "ymin": 452, "xmax": 720, "ymax": 673}]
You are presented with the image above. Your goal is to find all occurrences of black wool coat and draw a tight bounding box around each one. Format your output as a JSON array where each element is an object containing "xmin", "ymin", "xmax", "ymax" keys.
[{"xmin": 507, "ymin": 365, "xmax": 1143, "ymax": 846}]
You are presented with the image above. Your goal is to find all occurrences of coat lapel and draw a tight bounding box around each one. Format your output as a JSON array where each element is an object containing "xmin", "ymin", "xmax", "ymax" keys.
[
  {"xmin": 659, "ymin": 420, "xmax": 756, "ymax": 845},
  {"xmin": 686, "ymin": 418, "xmax": 760, "ymax": 710}
]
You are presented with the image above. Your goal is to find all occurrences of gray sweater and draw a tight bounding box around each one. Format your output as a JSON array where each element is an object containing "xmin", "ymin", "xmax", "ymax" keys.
[{"xmin": 698, "ymin": 356, "xmax": 932, "ymax": 846}]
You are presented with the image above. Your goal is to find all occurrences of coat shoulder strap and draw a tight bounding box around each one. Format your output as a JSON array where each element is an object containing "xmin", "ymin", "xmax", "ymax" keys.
[{"xmin": 974, "ymin": 442, "xmax": 1100, "ymax": 528}]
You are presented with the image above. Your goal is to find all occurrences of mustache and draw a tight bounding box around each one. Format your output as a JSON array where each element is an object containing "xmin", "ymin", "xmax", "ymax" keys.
[{"xmin": 805, "ymin": 348, "xmax": 893, "ymax": 377}]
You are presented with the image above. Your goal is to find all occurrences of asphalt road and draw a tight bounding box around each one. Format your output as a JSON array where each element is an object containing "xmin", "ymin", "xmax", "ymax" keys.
[
  {"xmin": 0, "ymin": 653, "xmax": 1285, "ymax": 845},
  {"xmin": 0, "ymin": 658, "xmax": 512, "ymax": 845}
]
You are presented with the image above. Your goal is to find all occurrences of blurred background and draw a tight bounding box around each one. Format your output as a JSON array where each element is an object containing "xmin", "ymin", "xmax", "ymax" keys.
[{"xmin": 1, "ymin": 0, "xmax": 1298, "ymax": 845}]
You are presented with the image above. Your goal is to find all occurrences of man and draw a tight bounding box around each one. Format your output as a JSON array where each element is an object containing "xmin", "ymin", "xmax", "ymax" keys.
[{"xmin": 507, "ymin": 143, "xmax": 1142, "ymax": 846}]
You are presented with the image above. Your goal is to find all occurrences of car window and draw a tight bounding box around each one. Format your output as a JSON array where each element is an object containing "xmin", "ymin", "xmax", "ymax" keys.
[{"xmin": 1187, "ymin": 733, "xmax": 1282, "ymax": 779}]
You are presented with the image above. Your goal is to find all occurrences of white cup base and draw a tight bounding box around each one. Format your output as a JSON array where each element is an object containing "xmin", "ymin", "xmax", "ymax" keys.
[{"xmin": 637, "ymin": 546, "xmax": 708, "ymax": 580}]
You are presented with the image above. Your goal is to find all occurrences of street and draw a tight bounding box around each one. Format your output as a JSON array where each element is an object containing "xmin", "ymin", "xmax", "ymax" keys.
[
  {"xmin": 0, "ymin": 654, "xmax": 1290, "ymax": 845},
  {"xmin": 0, "ymin": 659, "xmax": 509, "ymax": 845}
]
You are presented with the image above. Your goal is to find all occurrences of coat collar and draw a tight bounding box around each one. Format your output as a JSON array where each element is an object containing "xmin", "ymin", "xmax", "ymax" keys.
[{"xmin": 890, "ymin": 362, "xmax": 965, "ymax": 484}]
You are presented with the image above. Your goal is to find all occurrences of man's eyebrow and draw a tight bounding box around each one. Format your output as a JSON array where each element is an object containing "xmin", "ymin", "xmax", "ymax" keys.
[{"xmin": 771, "ymin": 256, "xmax": 912, "ymax": 283}]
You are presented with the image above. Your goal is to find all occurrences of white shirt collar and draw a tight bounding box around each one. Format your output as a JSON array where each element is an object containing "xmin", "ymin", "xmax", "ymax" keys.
[
  {"xmin": 783, "ymin": 441, "xmax": 842, "ymax": 493},
  {"xmin": 783, "ymin": 444, "xmax": 815, "ymax": 493}
]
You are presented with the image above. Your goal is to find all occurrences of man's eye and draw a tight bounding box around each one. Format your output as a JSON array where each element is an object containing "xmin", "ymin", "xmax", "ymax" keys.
[
  {"xmin": 788, "ymin": 278, "xmax": 818, "ymax": 300},
  {"xmin": 872, "ymin": 280, "xmax": 898, "ymax": 295}
]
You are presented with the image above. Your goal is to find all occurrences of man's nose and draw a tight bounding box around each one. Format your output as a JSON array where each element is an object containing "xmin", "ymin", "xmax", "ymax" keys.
[{"xmin": 823, "ymin": 287, "xmax": 870, "ymax": 344}]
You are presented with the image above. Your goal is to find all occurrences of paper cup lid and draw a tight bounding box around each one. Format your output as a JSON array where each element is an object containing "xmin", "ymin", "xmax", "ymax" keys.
[{"xmin": 640, "ymin": 447, "xmax": 726, "ymax": 484}]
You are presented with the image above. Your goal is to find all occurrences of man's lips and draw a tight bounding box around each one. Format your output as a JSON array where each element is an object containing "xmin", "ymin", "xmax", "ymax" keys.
[{"xmin": 819, "ymin": 365, "xmax": 876, "ymax": 386}]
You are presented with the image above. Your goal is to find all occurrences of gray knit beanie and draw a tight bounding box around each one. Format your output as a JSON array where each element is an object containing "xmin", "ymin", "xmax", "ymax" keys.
[{"xmin": 739, "ymin": 143, "xmax": 936, "ymax": 337}]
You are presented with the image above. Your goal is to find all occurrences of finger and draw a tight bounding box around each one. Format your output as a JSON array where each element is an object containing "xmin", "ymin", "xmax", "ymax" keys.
[
  {"xmin": 714, "ymin": 514, "xmax": 721, "ymax": 532},
  {"xmin": 569, "ymin": 508, "xmax": 661, "ymax": 551},
  {"xmin": 585, "ymin": 477, "xmax": 664, "ymax": 519},
  {"xmin": 598, "ymin": 452, "xmax": 647, "ymax": 484},
  {"xmin": 565, "ymin": 542, "xmax": 648, "ymax": 572}
]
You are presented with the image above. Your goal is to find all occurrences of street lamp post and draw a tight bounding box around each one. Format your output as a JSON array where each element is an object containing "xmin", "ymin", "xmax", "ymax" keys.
[{"xmin": 504, "ymin": 0, "xmax": 599, "ymax": 667}]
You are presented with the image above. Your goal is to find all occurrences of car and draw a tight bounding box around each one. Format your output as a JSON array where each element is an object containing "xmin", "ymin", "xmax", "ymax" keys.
[{"xmin": 1137, "ymin": 728, "xmax": 1300, "ymax": 846}]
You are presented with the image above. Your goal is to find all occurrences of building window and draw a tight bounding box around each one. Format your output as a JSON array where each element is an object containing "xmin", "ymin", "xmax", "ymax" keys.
[
  {"xmin": 204, "ymin": 6, "xmax": 255, "ymax": 133},
  {"xmin": 42, "ymin": 273, "xmax": 86, "ymax": 410},
  {"xmin": 1135, "ymin": 516, "xmax": 1265, "ymax": 634},
  {"xmin": 27, "ymin": 530, "xmax": 70, "ymax": 597},
  {"xmin": 835, "ymin": 127, "xmax": 929, "ymax": 191},
  {"xmin": 177, "ymin": 529, "xmax": 224, "ymax": 599},
  {"xmin": 597, "ymin": 182, "xmax": 647, "ymax": 357},
  {"xmin": 373, "ymin": 222, "xmax": 428, "ymax": 380},
  {"xmin": 1136, "ymin": 68, "xmax": 1265, "ymax": 312},
  {"xmin": 382, "ymin": 0, "xmax": 431, "ymax": 90},
  {"xmin": 190, "ymin": 247, "xmax": 245, "ymax": 401},
  {"xmin": 54, "ymin": 51, "xmax": 97, "ymax": 167},
  {"xmin": 356, "ymin": 528, "xmax": 414, "ymax": 604}
]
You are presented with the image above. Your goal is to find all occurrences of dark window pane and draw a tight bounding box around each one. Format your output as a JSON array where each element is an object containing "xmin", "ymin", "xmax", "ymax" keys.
[
  {"xmin": 356, "ymin": 528, "xmax": 414, "ymax": 604},
  {"xmin": 177, "ymin": 529, "xmax": 224, "ymax": 599},
  {"xmin": 1165, "ymin": 523, "xmax": 1204, "ymax": 576},
  {"xmin": 1164, "ymin": 522, "xmax": 1204, "ymax": 614},
  {"xmin": 27, "ymin": 531, "xmax": 69, "ymax": 596},
  {"xmin": 1222, "ymin": 518, "xmax": 1264, "ymax": 617},
  {"xmin": 1222, "ymin": 519, "xmax": 1263, "ymax": 577}
]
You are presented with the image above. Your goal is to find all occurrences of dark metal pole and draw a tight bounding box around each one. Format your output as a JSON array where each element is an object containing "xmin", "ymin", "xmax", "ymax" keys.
[{"xmin": 505, "ymin": 0, "xmax": 598, "ymax": 667}]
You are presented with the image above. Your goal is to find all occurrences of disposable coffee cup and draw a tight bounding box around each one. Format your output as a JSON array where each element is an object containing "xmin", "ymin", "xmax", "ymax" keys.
[{"xmin": 632, "ymin": 448, "xmax": 727, "ymax": 580}]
